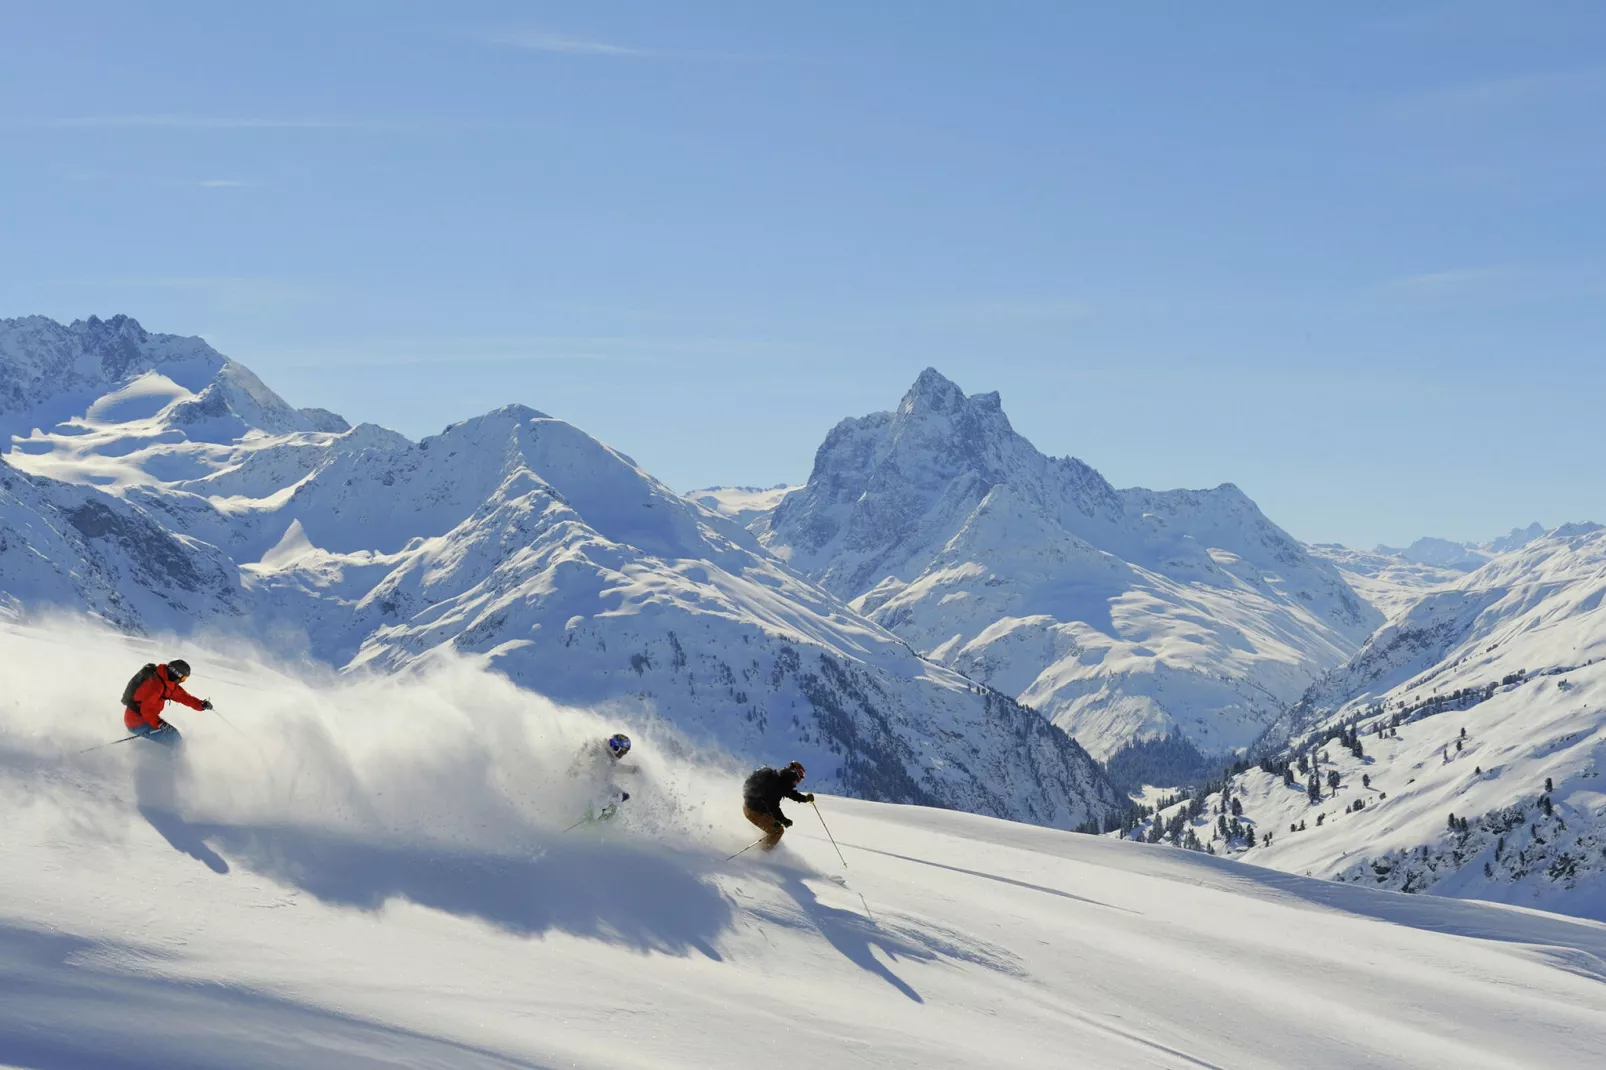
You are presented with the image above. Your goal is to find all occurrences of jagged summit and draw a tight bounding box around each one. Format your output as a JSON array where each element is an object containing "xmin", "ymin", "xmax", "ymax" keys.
[
  {"xmin": 899, "ymin": 366, "xmax": 964, "ymax": 413},
  {"xmin": 764, "ymin": 369, "xmax": 1379, "ymax": 758},
  {"xmin": 900, "ymin": 366, "xmax": 1008, "ymax": 419}
]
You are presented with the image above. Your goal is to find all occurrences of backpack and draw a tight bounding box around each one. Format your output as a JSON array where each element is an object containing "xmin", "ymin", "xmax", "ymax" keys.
[{"xmin": 121, "ymin": 663, "xmax": 158, "ymax": 709}]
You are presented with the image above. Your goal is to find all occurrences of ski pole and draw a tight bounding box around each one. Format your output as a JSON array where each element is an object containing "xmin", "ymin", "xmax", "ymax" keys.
[
  {"xmin": 812, "ymin": 802, "xmax": 875, "ymax": 923},
  {"xmin": 80, "ymin": 735, "xmax": 139, "ymax": 754},
  {"xmin": 561, "ymin": 816, "xmax": 591, "ymax": 834},
  {"xmin": 211, "ymin": 705, "xmax": 249, "ymax": 740},
  {"xmin": 726, "ymin": 836, "xmax": 767, "ymax": 862},
  {"xmin": 812, "ymin": 800, "xmax": 849, "ymax": 868}
]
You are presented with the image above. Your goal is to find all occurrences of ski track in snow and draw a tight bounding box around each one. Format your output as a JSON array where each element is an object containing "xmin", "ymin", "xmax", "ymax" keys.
[{"xmin": 3, "ymin": 622, "xmax": 1606, "ymax": 1069}]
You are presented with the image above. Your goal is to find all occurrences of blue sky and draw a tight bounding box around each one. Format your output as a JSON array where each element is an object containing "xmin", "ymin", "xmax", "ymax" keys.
[{"xmin": 1, "ymin": 2, "xmax": 1602, "ymax": 548}]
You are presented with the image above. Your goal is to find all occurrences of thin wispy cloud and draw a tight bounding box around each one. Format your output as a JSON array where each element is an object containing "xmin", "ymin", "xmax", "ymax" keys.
[
  {"xmin": 13, "ymin": 115, "xmax": 416, "ymax": 132},
  {"xmin": 195, "ymin": 179, "xmax": 252, "ymax": 188},
  {"xmin": 1384, "ymin": 267, "xmax": 1513, "ymax": 301},
  {"xmin": 265, "ymin": 334, "xmax": 794, "ymax": 368},
  {"xmin": 1391, "ymin": 67, "xmax": 1606, "ymax": 121},
  {"xmin": 489, "ymin": 30, "xmax": 650, "ymax": 57},
  {"xmin": 947, "ymin": 298, "xmax": 1093, "ymax": 325},
  {"xmin": 468, "ymin": 26, "xmax": 795, "ymax": 65}
]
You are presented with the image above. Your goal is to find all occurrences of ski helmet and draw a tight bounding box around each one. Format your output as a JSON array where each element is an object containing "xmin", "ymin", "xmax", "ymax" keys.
[
  {"xmin": 784, "ymin": 760, "xmax": 806, "ymax": 781},
  {"xmin": 167, "ymin": 659, "xmax": 192, "ymax": 681},
  {"xmin": 607, "ymin": 733, "xmax": 632, "ymax": 758}
]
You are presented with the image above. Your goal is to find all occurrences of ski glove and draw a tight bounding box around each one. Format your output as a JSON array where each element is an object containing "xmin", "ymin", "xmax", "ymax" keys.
[
  {"xmin": 803, "ymin": 793, "xmax": 815, "ymax": 803},
  {"xmin": 201, "ymin": 699, "xmax": 214, "ymax": 710},
  {"xmin": 620, "ymin": 792, "xmax": 630, "ymax": 802},
  {"xmin": 778, "ymin": 816, "xmax": 793, "ymax": 828}
]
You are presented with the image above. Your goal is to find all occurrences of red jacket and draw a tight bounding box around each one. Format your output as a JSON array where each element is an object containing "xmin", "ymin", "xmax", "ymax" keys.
[{"xmin": 124, "ymin": 664, "xmax": 205, "ymax": 730}]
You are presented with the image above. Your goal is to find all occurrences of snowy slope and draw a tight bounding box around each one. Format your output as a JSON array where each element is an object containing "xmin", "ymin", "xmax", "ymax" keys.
[
  {"xmin": 762, "ymin": 369, "xmax": 1380, "ymax": 759},
  {"xmin": 1312, "ymin": 524, "xmax": 1553, "ymax": 622},
  {"xmin": 3, "ymin": 619, "xmax": 1605, "ymax": 1070},
  {"xmin": 0, "ymin": 456, "xmax": 244, "ymax": 632},
  {"xmin": 685, "ymin": 484, "xmax": 799, "ymax": 530},
  {"xmin": 1306, "ymin": 543, "xmax": 1464, "ymax": 620},
  {"xmin": 1141, "ymin": 526, "xmax": 1606, "ymax": 918},
  {"xmin": 1270, "ymin": 524, "xmax": 1606, "ymax": 746},
  {"xmin": 0, "ymin": 317, "xmax": 1116, "ymax": 827}
]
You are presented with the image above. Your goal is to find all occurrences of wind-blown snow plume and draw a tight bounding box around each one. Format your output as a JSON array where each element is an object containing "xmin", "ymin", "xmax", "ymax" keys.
[{"xmin": 2, "ymin": 616, "xmax": 744, "ymax": 865}]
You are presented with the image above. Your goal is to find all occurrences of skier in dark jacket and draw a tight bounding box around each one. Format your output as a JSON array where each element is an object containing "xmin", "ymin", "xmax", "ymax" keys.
[{"xmin": 742, "ymin": 761, "xmax": 813, "ymax": 850}]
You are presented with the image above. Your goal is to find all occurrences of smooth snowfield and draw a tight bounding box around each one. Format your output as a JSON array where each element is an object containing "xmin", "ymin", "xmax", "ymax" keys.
[{"xmin": 3, "ymin": 622, "xmax": 1605, "ymax": 1069}]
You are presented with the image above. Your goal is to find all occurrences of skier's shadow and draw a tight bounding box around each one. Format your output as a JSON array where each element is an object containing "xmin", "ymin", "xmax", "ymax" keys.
[
  {"xmin": 132, "ymin": 752, "xmax": 231, "ymax": 875},
  {"xmin": 141, "ymin": 817, "xmax": 733, "ymax": 959},
  {"xmin": 775, "ymin": 872, "xmax": 925, "ymax": 1001},
  {"xmin": 139, "ymin": 806, "xmax": 230, "ymax": 875}
]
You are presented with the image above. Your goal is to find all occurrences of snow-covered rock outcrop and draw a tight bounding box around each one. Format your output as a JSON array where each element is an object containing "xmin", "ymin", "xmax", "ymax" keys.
[{"xmin": 762, "ymin": 369, "xmax": 1380, "ymax": 759}]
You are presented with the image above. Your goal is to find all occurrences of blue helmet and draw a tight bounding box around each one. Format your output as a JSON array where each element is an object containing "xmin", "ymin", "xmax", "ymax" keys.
[{"xmin": 607, "ymin": 733, "xmax": 632, "ymax": 758}]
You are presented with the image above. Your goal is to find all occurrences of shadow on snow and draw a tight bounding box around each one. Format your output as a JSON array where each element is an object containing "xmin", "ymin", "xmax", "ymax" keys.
[
  {"xmin": 0, "ymin": 923, "xmax": 554, "ymax": 1070},
  {"xmin": 139, "ymin": 807, "xmax": 733, "ymax": 960}
]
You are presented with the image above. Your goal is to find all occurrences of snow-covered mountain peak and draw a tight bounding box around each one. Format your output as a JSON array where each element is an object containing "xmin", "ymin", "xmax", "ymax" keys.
[
  {"xmin": 899, "ymin": 366, "xmax": 977, "ymax": 415},
  {"xmin": 1552, "ymin": 520, "xmax": 1603, "ymax": 540},
  {"xmin": 764, "ymin": 369, "xmax": 1379, "ymax": 759},
  {"xmin": 1, "ymin": 315, "xmax": 347, "ymax": 446},
  {"xmin": 1487, "ymin": 521, "xmax": 1549, "ymax": 553}
]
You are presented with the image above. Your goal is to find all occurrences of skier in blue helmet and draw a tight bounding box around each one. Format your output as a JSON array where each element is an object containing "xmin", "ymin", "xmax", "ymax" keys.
[{"xmin": 568, "ymin": 731, "xmax": 639, "ymax": 822}]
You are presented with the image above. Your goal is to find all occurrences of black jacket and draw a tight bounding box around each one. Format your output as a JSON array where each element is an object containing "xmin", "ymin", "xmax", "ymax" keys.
[{"xmin": 743, "ymin": 767, "xmax": 807, "ymax": 818}]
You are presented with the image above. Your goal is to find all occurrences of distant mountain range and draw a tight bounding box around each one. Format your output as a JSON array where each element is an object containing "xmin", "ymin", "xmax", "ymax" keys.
[
  {"xmin": 1370, "ymin": 524, "xmax": 1549, "ymax": 572},
  {"xmin": 0, "ymin": 315, "xmax": 1118, "ymax": 829}
]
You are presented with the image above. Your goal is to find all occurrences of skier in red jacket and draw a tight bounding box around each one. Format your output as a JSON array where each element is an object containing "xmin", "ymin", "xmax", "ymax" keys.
[{"xmin": 123, "ymin": 659, "xmax": 212, "ymax": 747}]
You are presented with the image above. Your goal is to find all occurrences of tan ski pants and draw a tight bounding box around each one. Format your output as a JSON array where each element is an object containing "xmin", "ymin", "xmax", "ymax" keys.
[{"xmin": 743, "ymin": 806, "xmax": 785, "ymax": 849}]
